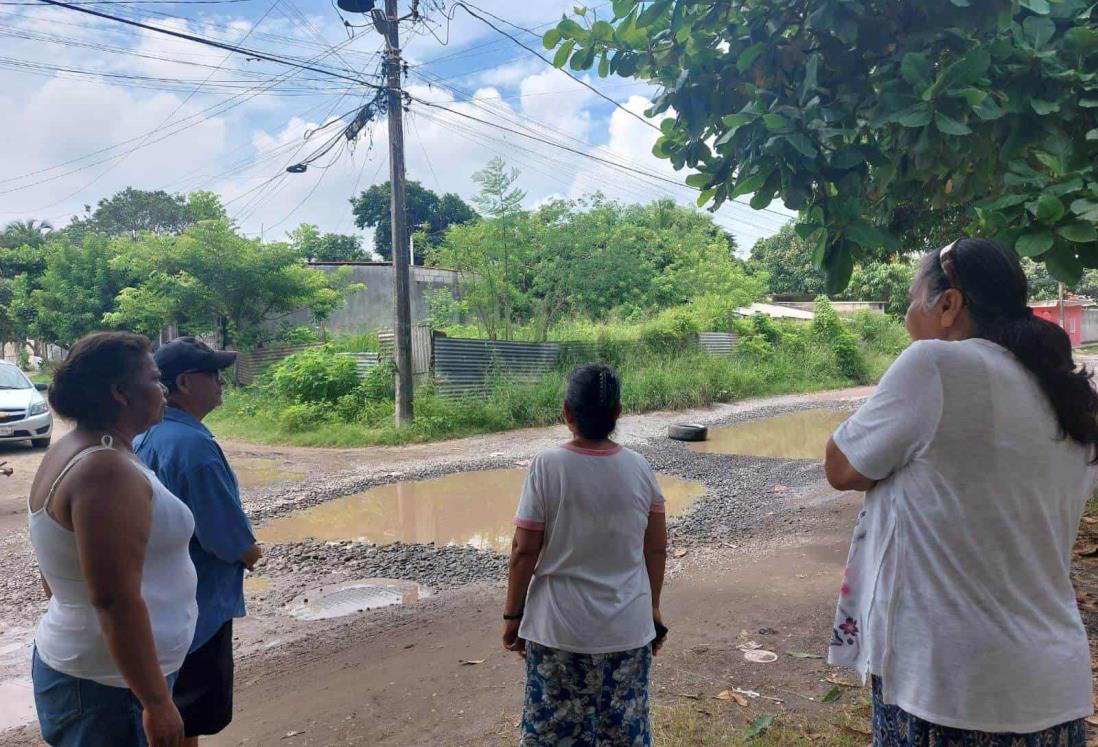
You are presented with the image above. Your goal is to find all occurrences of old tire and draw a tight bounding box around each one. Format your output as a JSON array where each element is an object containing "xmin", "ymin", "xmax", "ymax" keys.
[{"xmin": 668, "ymin": 424, "xmax": 707, "ymax": 442}]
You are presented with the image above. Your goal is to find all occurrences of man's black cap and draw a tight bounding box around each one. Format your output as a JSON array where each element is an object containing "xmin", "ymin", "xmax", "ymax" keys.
[{"xmin": 155, "ymin": 336, "xmax": 238, "ymax": 384}]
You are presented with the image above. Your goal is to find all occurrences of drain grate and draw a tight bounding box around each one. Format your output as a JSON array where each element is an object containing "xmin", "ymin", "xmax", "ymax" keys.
[{"xmin": 287, "ymin": 578, "xmax": 428, "ymax": 621}]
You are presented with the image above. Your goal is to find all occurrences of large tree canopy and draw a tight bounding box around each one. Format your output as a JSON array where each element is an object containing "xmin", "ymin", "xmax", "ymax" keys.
[
  {"xmin": 350, "ymin": 181, "xmax": 476, "ymax": 263},
  {"xmin": 546, "ymin": 0, "xmax": 1098, "ymax": 291}
]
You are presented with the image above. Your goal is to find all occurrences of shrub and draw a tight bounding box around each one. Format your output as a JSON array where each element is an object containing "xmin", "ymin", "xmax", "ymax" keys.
[
  {"xmin": 278, "ymin": 402, "xmax": 327, "ymax": 432},
  {"xmin": 362, "ymin": 359, "xmax": 396, "ymax": 401},
  {"xmin": 640, "ymin": 308, "xmax": 699, "ymax": 353},
  {"xmin": 273, "ymin": 325, "xmax": 321, "ymax": 346},
  {"xmin": 849, "ymin": 310, "xmax": 910, "ymax": 356},
  {"xmin": 738, "ymin": 335, "xmax": 774, "ymax": 360},
  {"xmin": 752, "ymin": 313, "xmax": 783, "ymax": 345},
  {"xmin": 813, "ymin": 297, "xmax": 869, "ymax": 383},
  {"xmin": 268, "ymin": 345, "xmax": 360, "ymax": 404}
]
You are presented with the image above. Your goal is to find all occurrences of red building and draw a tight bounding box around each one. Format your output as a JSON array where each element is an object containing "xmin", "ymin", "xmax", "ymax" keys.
[{"xmin": 1029, "ymin": 299, "xmax": 1092, "ymax": 348}]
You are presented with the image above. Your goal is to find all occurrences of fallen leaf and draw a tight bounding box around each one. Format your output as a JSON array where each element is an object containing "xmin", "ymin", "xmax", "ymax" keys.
[
  {"xmin": 673, "ymin": 549, "xmax": 689, "ymax": 558},
  {"xmin": 786, "ymin": 651, "xmax": 823, "ymax": 659},
  {"xmin": 738, "ymin": 641, "xmax": 763, "ymax": 651},
  {"xmin": 821, "ymin": 685, "xmax": 842, "ymax": 704},
  {"xmin": 744, "ymin": 714, "xmax": 774, "ymax": 740},
  {"xmin": 825, "ymin": 675, "xmax": 859, "ymax": 688},
  {"xmin": 716, "ymin": 690, "xmax": 748, "ymax": 706},
  {"xmin": 840, "ymin": 724, "xmax": 873, "ymax": 737},
  {"xmin": 459, "ymin": 659, "xmax": 486, "ymax": 665},
  {"xmin": 1082, "ymin": 517, "xmax": 1098, "ymax": 525},
  {"xmin": 282, "ymin": 730, "xmax": 306, "ymax": 739},
  {"xmin": 1074, "ymin": 543, "xmax": 1098, "ymax": 557},
  {"xmin": 673, "ymin": 692, "xmax": 701, "ymax": 700}
]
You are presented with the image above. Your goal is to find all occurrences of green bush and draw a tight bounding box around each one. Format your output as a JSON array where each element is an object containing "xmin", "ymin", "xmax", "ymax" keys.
[
  {"xmin": 738, "ymin": 335, "xmax": 774, "ymax": 360},
  {"xmin": 639, "ymin": 308, "xmax": 699, "ymax": 353},
  {"xmin": 849, "ymin": 310, "xmax": 910, "ymax": 356},
  {"xmin": 813, "ymin": 297, "xmax": 869, "ymax": 383},
  {"xmin": 362, "ymin": 359, "xmax": 396, "ymax": 401},
  {"xmin": 278, "ymin": 402, "xmax": 328, "ymax": 432},
  {"xmin": 752, "ymin": 313, "xmax": 783, "ymax": 345},
  {"xmin": 273, "ymin": 325, "xmax": 321, "ymax": 346},
  {"xmin": 268, "ymin": 345, "xmax": 360, "ymax": 405}
]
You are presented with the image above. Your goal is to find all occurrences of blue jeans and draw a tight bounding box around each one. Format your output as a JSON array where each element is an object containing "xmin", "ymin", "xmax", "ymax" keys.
[{"xmin": 32, "ymin": 648, "xmax": 178, "ymax": 747}]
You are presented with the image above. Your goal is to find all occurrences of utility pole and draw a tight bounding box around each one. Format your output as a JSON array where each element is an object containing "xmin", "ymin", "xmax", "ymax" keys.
[
  {"xmin": 376, "ymin": 0, "xmax": 414, "ymax": 426},
  {"xmin": 1058, "ymin": 282, "xmax": 1066, "ymax": 329}
]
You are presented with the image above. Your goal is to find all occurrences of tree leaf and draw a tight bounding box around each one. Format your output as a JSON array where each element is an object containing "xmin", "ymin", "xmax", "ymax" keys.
[
  {"xmin": 1087, "ymin": 128, "xmax": 1098, "ymax": 141},
  {"xmin": 785, "ymin": 133, "xmax": 818, "ymax": 158},
  {"xmin": 810, "ymin": 228, "xmax": 828, "ymax": 267},
  {"xmin": 895, "ymin": 106, "xmax": 932, "ymax": 127},
  {"xmin": 973, "ymin": 96, "xmax": 1005, "ymax": 120},
  {"xmin": 1045, "ymin": 244, "xmax": 1084, "ymax": 285},
  {"xmin": 542, "ymin": 28, "xmax": 562, "ymax": 50},
  {"xmin": 730, "ymin": 171, "xmax": 770, "ymax": 199},
  {"xmin": 598, "ymin": 52, "xmax": 610, "ymax": 77},
  {"xmin": 801, "ymin": 54, "xmax": 819, "ymax": 104},
  {"xmin": 762, "ymin": 114, "xmax": 788, "ymax": 131},
  {"xmin": 744, "ymin": 715, "xmax": 774, "ymax": 740},
  {"xmin": 979, "ymin": 193, "xmax": 1029, "ymax": 211},
  {"xmin": 846, "ymin": 221, "xmax": 887, "ymax": 250},
  {"xmin": 1070, "ymin": 198, "xmax": 1098, "ymax": 216},
  {"xmin": 1020, "ymin": 0, "xmax": 1051, "ymax": 14},
  {"xmin": 636, "ymin": 0, "xmax": 670, "ymax": 28},
  {"xmin": 685, "ymin": 173, "xmax": 711, "ymax": 189},
  {"xmin": 696, "ymin": 188, "xmax": 717, "ymax": 208},
  {"xmin": 1023, "ymin": 15, "xmax": 1056, "ymax": 48},
  {"xmin": 553, "ymin": 39, "xmax": 576, "ymax": 68},
  {"xmin": 1057, "ymin": 222, "xmax": 1098, "ymax": 243},
  {"xmin": 611, "ymin": 0, "xmax": 636, "ymax": 18},
  {"xmin": 737, "ymin": 42, "xmax": 767, "ymax": 73},
  {"xmin": 935, "ymin": 112, "xmax": 972, "ymax": 135},
  {"xmin": 1081, "ymin": 99, "xmax": 1098, "ymax": 108},
  {"xmin": 825, "ymin": 247, "xmax": 854, "ymax": 294},
  {"xmin": 722, "ymin": 113, "xmax": 755, "ymax": 129},
  {"xmin": 822, "ymin": 685, "xmax": 843, "ymax": 703},
  {"xmin": 1031, "ymin": 99, "xmax": 1061, "ymax": 115},
  {"xmin": 901, "ymin": 52, "xmax": 932, "ymax": 88},
  {"xmin": 591, "ymin": 20, "xmax": 614, "ymax": 42},
  {"xmin": 570, "ymin": 44, "xmax": 596, "ymax": 71},
  {"xmin": 830, "ymin": 149, "xmax": 864, "ymax": 169},
  {"xmin": 957, "ymin": 88, "xmax": 988, "ymax": 106},
  {"xmin": 1035, "ymin": 193, "xmax": 1067, "ymax": 224},
  {"xmin": 1016, "ymin": 229, "xmax": 1055, "ymax": 257},
  {"xmin": 949, "ymin": 0, "xmax": 971, "ymax": 5}
]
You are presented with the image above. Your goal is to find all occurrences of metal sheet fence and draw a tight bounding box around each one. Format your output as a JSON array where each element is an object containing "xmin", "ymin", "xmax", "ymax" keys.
[
  {"xmin": 1083, "ymin": 309, "xmax": 1098, "ymax": 345},
  {"xmin": 233, "ymin": 345, "xmax": 379, "ymax": 386}
]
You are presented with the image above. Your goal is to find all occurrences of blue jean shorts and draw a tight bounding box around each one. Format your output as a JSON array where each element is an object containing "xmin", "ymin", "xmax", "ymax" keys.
[{"xmin": 32, "ymin": 648, "xmax": 178, "ymax": 747}]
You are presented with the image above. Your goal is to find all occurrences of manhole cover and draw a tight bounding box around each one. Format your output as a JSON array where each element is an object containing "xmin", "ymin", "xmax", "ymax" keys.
[{"xmin": 287, "ymin": 578, "xmax": 430, "ymax": 621}]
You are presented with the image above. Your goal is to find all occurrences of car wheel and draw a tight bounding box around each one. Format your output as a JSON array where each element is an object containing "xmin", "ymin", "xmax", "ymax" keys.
[
  {"xmin": 31, "ymin": 437, "xmax": 51, "ymax": 449},
  {"xmin": 668, "ymin": 424, "xmax": 707, "ymax": 442}
]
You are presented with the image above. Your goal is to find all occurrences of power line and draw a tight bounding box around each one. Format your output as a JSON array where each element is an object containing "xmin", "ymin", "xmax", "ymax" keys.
[
  {"xmin": 36, "ymin": 0, "xmax": 385, "ymax": 89},
  {"xmin": 448, "ymin": 2, "xmax": 659, "ymax": 133}
]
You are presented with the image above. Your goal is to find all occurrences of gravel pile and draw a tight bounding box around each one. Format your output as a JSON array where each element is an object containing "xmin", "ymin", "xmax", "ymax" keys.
[{"xmin": 260, "ymin": 540, "xmax": 509, "ymax": 599}]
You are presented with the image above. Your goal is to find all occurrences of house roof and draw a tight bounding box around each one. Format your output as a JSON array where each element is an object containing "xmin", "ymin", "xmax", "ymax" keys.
[
  {"xmin": 735, "ymin": 302, "xmax": 816, "ymax": 320},
  {"xmin": 1029, "ymin": 299, "xmax": 1095, "ymax": 309}
]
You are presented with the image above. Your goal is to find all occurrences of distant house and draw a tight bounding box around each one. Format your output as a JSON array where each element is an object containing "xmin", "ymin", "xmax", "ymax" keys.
[{"xmin": 1029, "ymin": 299, "xmax": 1095, "ymax": 347}]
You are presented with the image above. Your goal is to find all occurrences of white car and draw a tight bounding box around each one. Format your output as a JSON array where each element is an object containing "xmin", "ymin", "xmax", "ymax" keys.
[{"xmin": 0, "ymin": 360, "xmax": 53, "ymax": 448}]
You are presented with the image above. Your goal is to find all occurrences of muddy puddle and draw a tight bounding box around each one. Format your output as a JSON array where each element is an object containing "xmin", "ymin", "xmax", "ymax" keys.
[
  {"xmin": 689, "ymin": 409, "xmax": 849, "ymax": 461},
  {"xmin": 257, "ymin": 469, "xmax": 705, "ymax": 552},
  {"xmin": 287, "ymin": 579, "xmax": 429, "ymax": 621},
  {"xmin": 233, "ymin": 458, "xmax": 305, "ymax": 489},
  {"xmin": 0, "ymin": 676, "xmax": 35, "ymax": 733}
]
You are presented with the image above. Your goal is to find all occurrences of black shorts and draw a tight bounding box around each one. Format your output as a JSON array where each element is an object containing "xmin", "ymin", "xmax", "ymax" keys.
[{"xmin": 173, "ymin": 620, "xmax": 234, "ymax": 738}]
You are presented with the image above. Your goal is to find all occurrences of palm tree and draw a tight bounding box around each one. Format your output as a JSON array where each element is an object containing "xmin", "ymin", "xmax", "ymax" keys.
[{"xmin": 1, "ymin": 219, "xmax": 53, "ymax": 249}]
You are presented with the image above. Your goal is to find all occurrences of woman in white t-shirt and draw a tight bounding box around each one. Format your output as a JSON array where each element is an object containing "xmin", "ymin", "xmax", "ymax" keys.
[
  {"xmin": 825, "ymin": 238, "xmax": 1097, "ymax": 746},
  {"xmin": 504, "ymin": 363, "xmax": 668, "ymax": 746}
]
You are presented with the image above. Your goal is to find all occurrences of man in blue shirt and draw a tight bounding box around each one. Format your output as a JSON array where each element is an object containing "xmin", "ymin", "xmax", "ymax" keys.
[{"xmin": 136, "ymin": 337, "xmax": 261, "ymax": 745}]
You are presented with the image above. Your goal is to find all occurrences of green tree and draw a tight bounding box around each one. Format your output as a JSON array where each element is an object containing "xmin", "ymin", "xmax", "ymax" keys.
[
  {"xmin": 350, "ymin": 181, "xmax": 476, "ymax": 263},
  {"xmin": 750, "ymin": 224, "xmax": 827, "ymax": 297},
  {"xmin": 105, "ymin": 220, "xmax": 358, "ymax": 349},
  {"xmin": 1, "ymin": 219, "xmax": 53, "ymax": 249},
  {"xmin": 82, "ymin": 187, "xmax": 192, "ymax": 239},
  {"xmin": 31, "ymin": 235, "xmax": 138, "ymax": 346},
  {"xmin": 547, "ymin": 0, "xmax": 1098, "ymax": 290},
  {"xmin": 289, "ymin": 224, "xmax": 367, "ymax": 262}
]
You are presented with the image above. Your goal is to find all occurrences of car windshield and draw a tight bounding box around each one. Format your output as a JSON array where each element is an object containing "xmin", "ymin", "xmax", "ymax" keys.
[{"xmin": 0, "ymin": 366, "xmax": 31, "ymax": 390}]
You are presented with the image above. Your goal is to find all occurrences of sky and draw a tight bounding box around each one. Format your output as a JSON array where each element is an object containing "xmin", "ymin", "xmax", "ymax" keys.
[{"xmin": 0, "ymin": 0, "xmax": 793, "ymax": 255}]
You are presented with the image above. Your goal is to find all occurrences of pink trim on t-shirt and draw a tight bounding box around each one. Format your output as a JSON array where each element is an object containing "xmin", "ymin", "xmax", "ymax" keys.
[
  {"xmin": 649, "ymin": 503, "xmax": 666, "ymax": 514},
  {"xmin": 513, "ymin": 517, "xmax": 546, "ymax": 530},
  {"xmin": 561, "ymin": 443, "xmax": 623, "ymax": 457}
]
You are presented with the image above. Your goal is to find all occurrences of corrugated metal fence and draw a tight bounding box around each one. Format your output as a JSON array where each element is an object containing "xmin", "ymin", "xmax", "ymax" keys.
[
  {"xmin": 1083, "ymin": 309, "xmax": 1098, "ymax": 345},
  {"xmin": 233, "ymin": 345, "xmax": 379, "ymax": 386}
]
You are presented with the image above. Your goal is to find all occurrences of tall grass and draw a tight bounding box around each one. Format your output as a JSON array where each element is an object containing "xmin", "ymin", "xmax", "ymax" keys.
[{"xmin": 207, "ymin": 342, "xmax": 860, "ymax": 448}]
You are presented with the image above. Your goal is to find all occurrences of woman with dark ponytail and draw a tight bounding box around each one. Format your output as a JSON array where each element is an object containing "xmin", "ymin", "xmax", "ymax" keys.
[
  {"xmin": 503, "ymin": 363, "xmax": 668, "ymax": 745},
  {"xmin": 824, "ymin": 238, "xmax": 1096, "ymax": 746}
]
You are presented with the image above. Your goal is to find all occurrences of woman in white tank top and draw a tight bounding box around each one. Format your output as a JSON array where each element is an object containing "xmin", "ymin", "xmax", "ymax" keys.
[{"xmin": 27, "ymin": 332, "xmax": 198, "ymax": 747}]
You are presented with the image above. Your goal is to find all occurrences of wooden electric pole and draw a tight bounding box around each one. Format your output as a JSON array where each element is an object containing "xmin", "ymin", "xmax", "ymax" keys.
[{"xmin": 377, "ymin": 0, "xmax": 414, "ymax": 425}]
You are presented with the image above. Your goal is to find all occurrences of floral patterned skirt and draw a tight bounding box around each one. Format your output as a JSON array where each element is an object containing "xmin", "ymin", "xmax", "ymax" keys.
[
  {"xmin": 520, "ymin": 642, "xmax": 651, "ymax": 746},
  {"xmin": 872, "ymin": 677, "xmax": 1087, "ymax": 747}
]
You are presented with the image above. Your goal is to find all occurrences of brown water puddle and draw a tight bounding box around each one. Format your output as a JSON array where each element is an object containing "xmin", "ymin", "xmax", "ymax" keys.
[
  {"xmin": 287, "ymin": 579, "xmax": 429, "ymax": 621},
  {"xmin": 689, "ymin": 409, "xmax": 849, "ymax": 461},
  {"xmin": 257, "ymin": 469, "xmax": 705, "ymax": 552},
  {"xmin": 233, "ymin": 458, "xmax": 305, "ymax": 489}
]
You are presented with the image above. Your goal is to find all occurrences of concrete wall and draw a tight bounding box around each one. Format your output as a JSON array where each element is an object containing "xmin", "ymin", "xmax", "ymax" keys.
[
  {"xmin": 278, "ymin": 262, "xmax": 461, "ymax": 334},
  {"xmin": 774, "ymin": 301, "xmax": 886, "ymax": 315}
]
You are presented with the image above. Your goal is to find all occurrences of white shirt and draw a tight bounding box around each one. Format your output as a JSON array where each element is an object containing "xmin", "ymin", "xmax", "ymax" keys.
[
  {"xmin": 514, "ymin": 444, "xmax": 665, "ymax": 654},
  {"xmin": 31, "ymin": 444, "xmax": 198, "ymax": 687},
  {"xmin": 829, "ymin": 339, "xmax": 1095, "ymax": 732}
]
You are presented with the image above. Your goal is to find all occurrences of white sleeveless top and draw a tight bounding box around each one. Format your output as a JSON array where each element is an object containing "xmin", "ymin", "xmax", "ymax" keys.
[{"xmin": 29, "ymin": 437, "xmax": 198, "ymax": 687}]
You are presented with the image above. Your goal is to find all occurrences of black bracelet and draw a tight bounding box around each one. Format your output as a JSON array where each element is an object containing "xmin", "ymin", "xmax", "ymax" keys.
[{"xmin": 503, "ymin": 611, "xmax": 524, "ymax": 620}]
